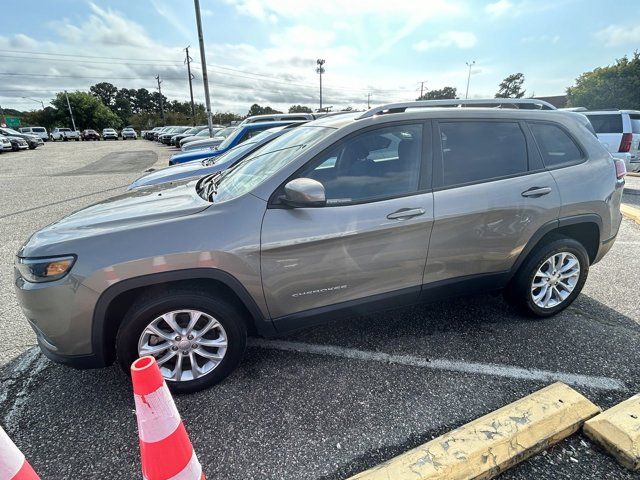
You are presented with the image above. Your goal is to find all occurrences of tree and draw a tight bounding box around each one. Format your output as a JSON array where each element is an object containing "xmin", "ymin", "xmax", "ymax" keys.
[
  {"xmin": 89, "ymin": 82, "xmax": 118, "ymax": 107},
  {"xmin": 495, "ymin": 73, "xmax": 526, "ymax": 98},
  {"xmin": 113, "ymin": 88, "xmax": 135, "ymax": 125},
  {"xmin": 247, "ymin": 104, "xmax": 283, "ymax": 116},
  {"xmin": 417, "ymin": 86, "xmax": 458, "ymax": 100},
  {"xmin": 289, "ymin": 105, "xmax": 312, "ymax": 113},
  {"xmin": 567, "ymin": 52, "xmax": 640, "ymax": 109},
  {"xmin": 133, "ymin": 88, "xmax": 154, "ymax": 113},
  {"xmin": 51, "ymin": 91, "xmax": 121, "ymax": 130},
  {"xmin": 213, "ymin": 111, "xmax": 243, "ymax": 125}
]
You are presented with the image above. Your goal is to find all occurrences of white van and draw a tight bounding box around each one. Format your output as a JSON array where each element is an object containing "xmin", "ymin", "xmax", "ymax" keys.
[
  {"xmin": 19, "ymin": 126, "xmax": 48, "ymax": 141},
  {"xmin": 583, "ymin": 110, "xmax": 640, "ymax": 172},
  {"xmin": 239, "ymin": 113, "xmax": 316, "ymax": 126}
]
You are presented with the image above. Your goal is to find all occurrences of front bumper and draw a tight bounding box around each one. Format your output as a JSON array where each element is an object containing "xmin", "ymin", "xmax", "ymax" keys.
[{"xmin": 14, "ymin": 267, "xmax": 106, "ymax": 368}]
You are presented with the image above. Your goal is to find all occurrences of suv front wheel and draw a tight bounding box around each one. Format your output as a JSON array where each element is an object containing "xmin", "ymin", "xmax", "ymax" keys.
[
  {"xmin": 116, "ymin": 289, "xmax": 247, "ymax": 393},
  {"xmin": 505, "ymin": 235, "xmax": 589, "ymax": 317}
]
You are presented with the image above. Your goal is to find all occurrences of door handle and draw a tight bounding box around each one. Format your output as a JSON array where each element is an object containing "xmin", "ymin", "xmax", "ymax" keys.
[
  {"xmin": 521, "ymin": 187, "xmax": 552, "ymax": 198},
  {"xmin": 387, "ymin": 208, "xmax": 425, "ymax": 220}
]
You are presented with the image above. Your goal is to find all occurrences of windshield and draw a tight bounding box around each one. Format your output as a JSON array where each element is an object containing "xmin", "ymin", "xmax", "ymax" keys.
[
  {"xmin": 201, "ymin": 126, "xmax": 334, "ymax": 203},
  {"xmin": 215, "ymin": 127, "xmax": 235, "ymax": 139},
  {"xmin": 203, "ymin": 128, "xmax": 282, "ymax": 166},
  {"xmin": 217, "ymin": 126, "xmax": 257, "ymax": 150},
  {"xmin": 2, "ymin": 128, "xmax": 20, "ymax": 135},
  {"xmin": 196, "ymin": 128, "xmax": 222, "ymax": 137}
]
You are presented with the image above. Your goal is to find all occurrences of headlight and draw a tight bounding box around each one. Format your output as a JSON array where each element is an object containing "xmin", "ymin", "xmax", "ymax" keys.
[{"xmin": 16, "ymin": 255, "xmax": 76, "ymax": 283}]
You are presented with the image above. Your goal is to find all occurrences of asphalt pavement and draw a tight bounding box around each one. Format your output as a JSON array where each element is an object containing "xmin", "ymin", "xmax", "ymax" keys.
[{"xmin": 0, "ymin": 141, "xmax": 639, "ymax": 479}]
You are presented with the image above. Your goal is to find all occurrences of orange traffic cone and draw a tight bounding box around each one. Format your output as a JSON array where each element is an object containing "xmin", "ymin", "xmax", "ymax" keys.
[
  {"xmin": 0, "ymin": 425, "xmax": 40, "ymax": 480},
  {"xmin": 131, "ymin": 356, "xmax": 205, "ymax": 480}
]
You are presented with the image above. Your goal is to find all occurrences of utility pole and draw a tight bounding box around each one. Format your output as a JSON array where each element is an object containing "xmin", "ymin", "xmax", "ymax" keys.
[
  {"xmin": 64, "ymin": 90, "xmax": 77, "ymax": 131},
  {"xmin": 419, "ymin": 80, "xmax": 428, "ymax": 100},
  {"xmin": 155, "ymin": 74, "xmax": 165, "ymax": 123},
  {"xmin": 316, "ymin": 59, "xmax": 325, "ymax": 112},
  {"xmin": 194, "ymin": 0, "xmax": 214, "ymax": 136},
  {"xmin": 184, "ymin": 46, "xmax": 196, "ymax": 126},
  {"xmin": 367, "ymin": 93, "xmax": 371, "ymax": 108},
  {"xmin": 465, "ymin": 61, "xmax": 475, "ymax": 100}
]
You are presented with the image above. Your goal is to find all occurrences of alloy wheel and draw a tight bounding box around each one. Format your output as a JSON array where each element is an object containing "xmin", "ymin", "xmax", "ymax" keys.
[
  {"xmin": 137, "ymin": 309, "xmax": 228, "ymax": 382},
  {"xmin": 530, "ymin": 252, "xmax": 580, "ymax": 309}
]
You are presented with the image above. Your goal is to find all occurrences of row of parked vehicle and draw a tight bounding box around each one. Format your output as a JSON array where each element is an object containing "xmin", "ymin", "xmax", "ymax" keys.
[
  {"xmin": 15, "ymin": 97, "xmax": 627, "ymax": 393},
  {"xmin": 0, "ymin": 126, "xmax": 44, "ymax": 153},
  {"xmin": 11, "ymin": 126, "xmax": 139, "ymax": 142}
]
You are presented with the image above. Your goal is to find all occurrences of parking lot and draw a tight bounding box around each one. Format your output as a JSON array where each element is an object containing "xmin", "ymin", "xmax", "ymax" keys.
[{"xmin": 0, "ymin": 141, "xmax": 639, "ymax": 479}]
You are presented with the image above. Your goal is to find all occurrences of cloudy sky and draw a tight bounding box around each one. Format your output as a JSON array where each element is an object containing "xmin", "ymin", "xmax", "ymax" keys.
[{"xmin": 1, "ymin": 0, "xmax": 639, "ymax": 115}]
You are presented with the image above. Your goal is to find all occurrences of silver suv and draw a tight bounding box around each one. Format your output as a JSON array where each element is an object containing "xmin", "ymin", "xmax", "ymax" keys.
[{"xmin": 14, "ymin": 99, "xmax": 625, "ymax": 393}]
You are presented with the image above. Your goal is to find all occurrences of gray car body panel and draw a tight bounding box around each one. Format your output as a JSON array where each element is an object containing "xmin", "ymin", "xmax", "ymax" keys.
[{"xmin": 15, "ymin": 108, "xmax": 622, "ymax": 365}]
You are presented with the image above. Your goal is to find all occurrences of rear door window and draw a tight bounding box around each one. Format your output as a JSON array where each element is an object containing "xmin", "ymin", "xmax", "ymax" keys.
[
  {"xmin": 529, "ymin": 122, "xmax": 584, "ymax": 169},
  {"xmin": 584, "ymin": 114, "xmax": 623, "ymax": 133},
  {"xmin": 438, "ymin": 121, "xmax": 528, "ymax": 187}
]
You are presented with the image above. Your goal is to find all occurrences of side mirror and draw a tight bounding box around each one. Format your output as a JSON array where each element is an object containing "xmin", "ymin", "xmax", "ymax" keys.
[{"xmin": 281, "ymin": 178, "xmax": 326, "ymax": 208}]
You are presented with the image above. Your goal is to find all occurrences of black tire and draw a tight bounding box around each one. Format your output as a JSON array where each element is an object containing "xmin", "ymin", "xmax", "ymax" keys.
[
  {"xmin": 116, "ymin": 289, "xmax": 247, "ymax": 394},
  {"xmin": 29, "ymin": 145, "xmax": 36, "ymax": 150},
  {"xmin": 504, "ymin": 235, "xmax": 589, "ymax": 317}
]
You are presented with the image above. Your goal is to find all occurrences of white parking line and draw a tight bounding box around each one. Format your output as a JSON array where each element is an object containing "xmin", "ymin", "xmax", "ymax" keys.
[{"xmin": 249, "ymin": 339, "xmax": 627, "ymax": 392}]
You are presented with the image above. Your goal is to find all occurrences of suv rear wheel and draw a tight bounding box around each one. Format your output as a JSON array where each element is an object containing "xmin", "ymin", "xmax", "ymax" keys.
[
  {"xmin": 116, "ymin": 289, "xmax": 247, "ymax": 393},
  {"xmin": 505, "ymin": 235, "xmax": 589, "ymax": 317}
]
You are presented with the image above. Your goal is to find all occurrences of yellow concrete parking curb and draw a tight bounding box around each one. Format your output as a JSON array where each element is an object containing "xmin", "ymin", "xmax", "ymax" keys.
[
  {"xmin": 627, "ymin": 172, "xmax": 640, "ymax": 177},
  {"xmin": 583, "ymin": 393, "xmax": 640, "ymax": 471},
  {"xmin": 621, "ymin": 204, "xmax": 640, "ymax": 225},
  {"xmin": 347, "ymin": 383, "xmax": 600, "ymax": 480}
]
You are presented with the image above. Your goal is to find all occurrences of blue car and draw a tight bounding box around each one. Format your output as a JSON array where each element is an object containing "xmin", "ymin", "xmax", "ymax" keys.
[
  {"xmin": 129, "ymin": 124, "xmax": 301, "ymax": 190},
  {"xmin": 168, "ymin": 120, "xmax": 303, "ymax": 165}
]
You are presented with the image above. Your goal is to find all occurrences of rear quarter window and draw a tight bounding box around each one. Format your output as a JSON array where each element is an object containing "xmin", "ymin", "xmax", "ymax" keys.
[
  {"xmin": 585, "ymin": 114, "xmax": 623, "ymax": 134},
  {"xmin": 529, "ymin": 122, "xmax": 584, "ymax": 169},
  {"xmin": 630, "ymin": 114, "xmax": 640, "ymax": 134}
]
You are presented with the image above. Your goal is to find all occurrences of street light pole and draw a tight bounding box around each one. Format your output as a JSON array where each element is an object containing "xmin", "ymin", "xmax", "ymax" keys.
[
  {"xmin": 22, "ymin": 97, "xmax": 45, "ymax": 109},
  {"xmin": 194, "ymin": 0, "xmax": 214, "ymax": 136},
  {"xmin": 465, "ymin": 61, "xmax": 475, "ymax": 100},
  {"xmin": 316, "ymin": 59, "xmax": 325, "ymax": 112}
]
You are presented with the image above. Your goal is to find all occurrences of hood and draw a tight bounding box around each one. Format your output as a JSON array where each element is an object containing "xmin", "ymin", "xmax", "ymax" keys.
[
  {"xmin": 129, "ymin": 159, "xmax": 216, "ymax": 189},
  {"xmin": 170, "ymin": 147, "xmax": 224, "ymax": 165},
  {"xmin": 20, "ymin": 181, "xmax": 210, "ymax": 256}
]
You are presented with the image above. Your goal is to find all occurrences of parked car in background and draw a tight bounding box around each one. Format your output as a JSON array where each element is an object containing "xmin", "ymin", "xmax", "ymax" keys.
[
  {"xmin": 121, "ymin": 127, "xmax": 138, "ymax": 140},
  {"xmin": 102, "ymin": 128, "xmax": 118, "ymax": 140},
  {"xmin": 238, "ymin": 113, "xmax": 317, "ymax": 125},
  {"xmin": 81, "ymin": 129, "xmax": 100, "ymax": 141},
  {"xmin": 583, "ymin": 110, "xmax": 640, "ymax": 172},
  {"xmin": 50, "ymin": 128, "xmax": 80, "ymax": 141},
  {"xmin": 2, "ymin": 134, "xmax": 28, "ymax": 151},
  {"xmin": 144, "ymin": 127, "xmax": 163, "ymax": 140},
  {"xmin": 170, "ymin": 126, "xmax": 209, "ymax": 146},
  {"xmin": 180, "ymin": 126, "xmax": 235, "ymax": 152},
  {"xmin": 154, "ymin": 126, "xmax": 175, "ymax": 141},
  {"xmin": 129, "ymin": 124, "xmax": 303, "ymax": 189},
  {"xmin": 158, "ymin": 126, "xmax": 190, "ymax": 145},
  {"xmin": 0, "ymin": 135, "xmax": 13, "ymax": 152},
  {"xmin": 19, "ymin": 126, "xmax": 48, "ymax": 141},
  {"xmin": 169, "ymin": 121, "xmax": 301, "ymax": 165},
  {"xmin": 0, "ymin": 127, "xmax": 43, "ymax": 149},
  {"xmin": 179, "ymin": 127, "xmax": 225, "ymax": 149},
  {"xmin": 14, "ymin": 100, "xmax": 624, "ymax": 393}
]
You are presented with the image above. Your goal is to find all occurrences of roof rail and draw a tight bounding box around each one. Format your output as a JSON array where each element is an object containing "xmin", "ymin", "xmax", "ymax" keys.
[{"xmin": 356, "ymin": 98, "xmax": 557, "ymax": 120}]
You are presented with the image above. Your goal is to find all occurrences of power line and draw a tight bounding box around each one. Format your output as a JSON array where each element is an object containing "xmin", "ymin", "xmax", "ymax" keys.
[{"xmin": 0, "ymin": 49, "xmax": 412, "ymax": 94}]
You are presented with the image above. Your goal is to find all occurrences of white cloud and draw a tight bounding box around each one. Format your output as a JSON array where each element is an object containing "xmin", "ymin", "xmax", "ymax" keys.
[
  {"xmin": 413, "ymin": 31, "xmax": 477, "ymax": 51},
  {"xmin": 597, "ymin": 24, "xmax": 640, "ymax": 47},
  {"xmin": 521, "ymin": 34, "xmax": 560, "ymax": 44},
  {"xmin": 269, "ymin": 26, "xmax": 336, "ymax": 49},
  {"xmin": 485, "ymin": 0, "xmax": 513, "ymax": 16}
]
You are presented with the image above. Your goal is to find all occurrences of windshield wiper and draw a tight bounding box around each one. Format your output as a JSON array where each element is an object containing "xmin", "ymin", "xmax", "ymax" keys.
[{"xmin": 202, "ymin": 172, "xmax": 223, "ymax": 201}]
